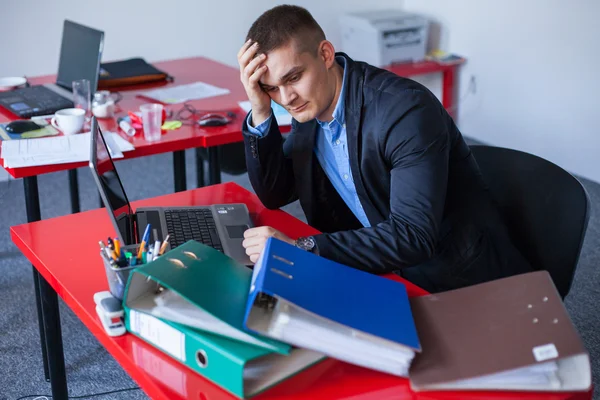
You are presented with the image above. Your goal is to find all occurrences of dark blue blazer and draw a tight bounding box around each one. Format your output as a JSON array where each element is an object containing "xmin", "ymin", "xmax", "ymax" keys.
[{"xmin": 243, "ymin": 53, "xmax": 531, "ymax": 293}]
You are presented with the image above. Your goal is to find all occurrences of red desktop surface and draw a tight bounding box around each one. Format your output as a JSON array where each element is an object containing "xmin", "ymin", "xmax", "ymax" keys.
[{"xmin": 10, "ymin": 183, "xmax": 590, "ymax": 400}]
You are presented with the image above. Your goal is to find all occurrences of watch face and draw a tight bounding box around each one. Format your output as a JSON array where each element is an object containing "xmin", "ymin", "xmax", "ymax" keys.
[{"xmin": 297, "ymin": 236, "xmax": 315, "ymax": 251}]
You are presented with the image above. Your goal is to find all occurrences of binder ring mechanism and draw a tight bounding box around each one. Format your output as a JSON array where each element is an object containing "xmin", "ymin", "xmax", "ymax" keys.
[{"xmin": 196, "ymin": 349, "xmax": 209, "ymax": 368}]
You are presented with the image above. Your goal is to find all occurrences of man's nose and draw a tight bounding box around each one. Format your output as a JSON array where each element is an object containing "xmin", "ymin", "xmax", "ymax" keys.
[{"xmin": 280, "ymin": 86, "xmax": 298, "ymax": 106}]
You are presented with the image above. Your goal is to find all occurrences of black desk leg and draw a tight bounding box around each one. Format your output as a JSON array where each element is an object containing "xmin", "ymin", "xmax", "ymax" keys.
[
  {"xmin": 24, "ymin": 176, "xmax": 50, "ymax": 382},
  {"xmin": 195, "ymin": 148, "xmax": 205, "ymax": 188},
  {"xmin": 38, "ymin": 277, "xmax": 68, "ymax": 400},
  {"xmin": 68, "ymin": 169, "xmax": 80, "ymax": 214},
  {"xmin": 208, "ymin": 147, "xmax": 221, "ymax": 185},
  {"xmin": 24, "ymin": 176, "xmax": 69, "ymax": 397},
  {"xmin": 173, "ymin": 150, "xmax": 187, "ymax": 193}
]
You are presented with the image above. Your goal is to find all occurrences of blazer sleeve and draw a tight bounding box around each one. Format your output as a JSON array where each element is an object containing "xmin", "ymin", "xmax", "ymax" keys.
[
  {"xmin": 243, "ymin": 111, "xmax": 298, "ymax": 209},
  {"xmin": 313, "ymin": 101, "xmax": 450, "ymax": 273}
]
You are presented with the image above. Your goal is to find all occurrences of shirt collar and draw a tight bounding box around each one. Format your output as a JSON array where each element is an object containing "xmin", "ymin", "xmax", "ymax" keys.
[{"xmin": 317, "ymin": 56, "xmax": 347, "ymax": 130}]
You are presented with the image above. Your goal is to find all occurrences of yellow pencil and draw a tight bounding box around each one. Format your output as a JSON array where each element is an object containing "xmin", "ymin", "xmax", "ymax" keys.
[
  {"xmin": 113, "ymin": 238, "xmax": 121, "ymax": 258},
  {"xmin": 158, "ymin": 234, "xmax": 170, "ymax": 256}
]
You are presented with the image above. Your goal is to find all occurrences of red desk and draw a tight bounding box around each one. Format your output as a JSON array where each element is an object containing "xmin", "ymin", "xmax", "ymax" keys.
[
  {"xmin": 0, "ymin": 57, "xmax": 287, "ymax": 383},
  {"xmin": 11, "ymin": 183, "xmax": 591, "ymax": 400},
  {"xmin": 384, "ymin": 59, "xmax": 464, "ymax": 119}
]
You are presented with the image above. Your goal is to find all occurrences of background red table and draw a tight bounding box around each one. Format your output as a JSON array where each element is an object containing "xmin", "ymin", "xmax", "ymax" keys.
[{"xmin": 11, "ymin": 182, "xmax": 591, "ymax": 400}]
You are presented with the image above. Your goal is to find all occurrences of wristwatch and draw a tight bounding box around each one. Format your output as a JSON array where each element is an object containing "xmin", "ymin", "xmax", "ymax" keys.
[{"xmin": 295, "ymin": 236, "xmax": 317, "ymax": 253}]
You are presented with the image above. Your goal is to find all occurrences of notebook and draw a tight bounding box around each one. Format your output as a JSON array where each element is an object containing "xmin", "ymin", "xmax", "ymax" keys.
[{"xmin": 408, "ymin": 271, "xmax": 591, "ymax": 392}]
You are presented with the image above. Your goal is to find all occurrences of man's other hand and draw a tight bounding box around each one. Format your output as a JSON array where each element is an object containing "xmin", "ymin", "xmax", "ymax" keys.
[{"xmin": 242, "ymin": 226, "xmax": 295, "ymax": 263}]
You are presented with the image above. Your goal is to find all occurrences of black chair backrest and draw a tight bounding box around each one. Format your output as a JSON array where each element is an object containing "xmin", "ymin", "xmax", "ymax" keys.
[{"xmin": 470, "ymin": 145, "xmax": 590, "ymax": 298}]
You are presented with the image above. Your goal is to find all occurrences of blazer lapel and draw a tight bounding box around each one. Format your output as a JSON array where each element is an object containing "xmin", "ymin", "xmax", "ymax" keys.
[{"xmin": 344, "ymin": 65, "xmax": 382, "ymax": 225}]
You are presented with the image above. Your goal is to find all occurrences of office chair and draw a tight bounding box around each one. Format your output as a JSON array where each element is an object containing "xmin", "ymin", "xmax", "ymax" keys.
[{"xmin": 470, "ymin": 145, "xmax": 590, "ymax": 299}]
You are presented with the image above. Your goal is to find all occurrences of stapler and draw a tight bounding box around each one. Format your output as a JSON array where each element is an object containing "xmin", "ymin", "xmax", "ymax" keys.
[{"xmin": 94, "ymin": 291, "xmax": 126, "ymax": 337}]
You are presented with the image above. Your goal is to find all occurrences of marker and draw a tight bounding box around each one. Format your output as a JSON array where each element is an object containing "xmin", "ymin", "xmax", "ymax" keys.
[
  {"xmin": 153, "ymin": 241, "xmax": 161, "ymax": 259},
  {"xmin": 117, "ymin": 117, "xmax": 136, "ymax": 136}
]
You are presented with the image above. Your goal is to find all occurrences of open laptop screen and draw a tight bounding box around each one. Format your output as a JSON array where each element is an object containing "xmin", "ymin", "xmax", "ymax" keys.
[
  {"xmin": 89, "ymin": 118, "xmax": 135, "ymax": 244},
  {"xmin": 56, "ymin": 20, "xmax": 104, "ymax": 91}
]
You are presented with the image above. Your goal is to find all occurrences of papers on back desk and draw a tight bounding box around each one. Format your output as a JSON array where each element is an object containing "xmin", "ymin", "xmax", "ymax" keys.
[
  {"xmin": 1, "ymin": 132, "xmax": 134, "ymax": 168},
  {"xmin": 140, "ymin": 82, "xmax": 231, "ymax": 104}
]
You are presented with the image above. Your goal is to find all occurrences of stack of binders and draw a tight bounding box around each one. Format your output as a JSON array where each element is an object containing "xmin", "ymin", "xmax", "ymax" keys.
[
  {"xmin": 122, "ymin": 239, "xmax": 421, "ymax": 398},
  {"xmin": 122, "ymin": 238, "xmax": 592, "ymax": 398}
]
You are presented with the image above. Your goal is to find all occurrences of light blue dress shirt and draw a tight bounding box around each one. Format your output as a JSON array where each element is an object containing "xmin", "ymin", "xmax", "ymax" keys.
[{"xmin": 247, "ymin": 57, "xmax": 370, "ymax": 227}]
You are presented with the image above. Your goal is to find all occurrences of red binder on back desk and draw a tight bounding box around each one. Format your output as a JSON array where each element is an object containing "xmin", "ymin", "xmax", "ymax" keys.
[{"xmin": 409, "ymin": 271, "xmax": 591, "ymax": 392}]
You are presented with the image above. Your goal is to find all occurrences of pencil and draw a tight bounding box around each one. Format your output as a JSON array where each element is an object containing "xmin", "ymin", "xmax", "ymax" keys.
[{"xmin": 158, "ymin": 234, "xmax": 170, "ymax": 256}]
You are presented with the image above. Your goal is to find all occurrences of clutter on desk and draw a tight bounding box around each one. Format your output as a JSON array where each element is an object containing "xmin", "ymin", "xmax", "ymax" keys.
[
  {"xmin": 139, "ymin": 81, "xmax": 230, "ymax": 104},
  {"xmin": 425, "ymin": 49, "xmax": 466, "ymax": 66},
  {"xmin": 98, "ymin": 57, "xmax": 171, "ymax": 89},
  {"xmin": 121, "ymin": 239, "xmax": 323, "ymax": 398},
  {"xmin": 92, "ymin": 90, "xmax": 123, "ymax": 119},
  {"xmin": 0, "ymin": 119, "xmax": 59, "ymax": 140},
  {"xmin": 1, "ymin": 130, "xmax": 134, "ymax": 168},
  {"xmin": 100, "ymin": 235, "xmax": 591, "ymax": 397}
]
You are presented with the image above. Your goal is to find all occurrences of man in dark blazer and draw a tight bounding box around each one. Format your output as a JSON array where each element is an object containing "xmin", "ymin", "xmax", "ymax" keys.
[{"xmin": 237, "ymin": 5, "xmax": 531, "ymax": 293}]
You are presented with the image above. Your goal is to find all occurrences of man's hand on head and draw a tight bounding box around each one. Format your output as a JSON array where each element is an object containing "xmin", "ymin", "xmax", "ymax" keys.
[
  {"xmin": 242, "ymin": 226, "xmax": 295, "ymax": 263},
  {"xmin": 237, "ymin": 40, "xmax": 272, "ymax": 126}
]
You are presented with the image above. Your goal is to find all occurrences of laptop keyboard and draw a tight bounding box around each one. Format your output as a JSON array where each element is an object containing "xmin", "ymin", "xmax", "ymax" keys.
[
  {"xmin": 164, "ymin": 209, "xmax": 224, "ymax": 252},
  {"xmin": 8, "ymin": 86, "xmax": 73, "ymax": 117}
]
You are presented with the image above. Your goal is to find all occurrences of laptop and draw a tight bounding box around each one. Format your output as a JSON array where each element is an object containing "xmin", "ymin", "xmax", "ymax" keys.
[
  {"xmin": 0, "ymin": 20, "xmax": 104, "ymax": 118},
  {"xmin": 88, "ymin": 117, "xmax": 254, "ymax": 265}
]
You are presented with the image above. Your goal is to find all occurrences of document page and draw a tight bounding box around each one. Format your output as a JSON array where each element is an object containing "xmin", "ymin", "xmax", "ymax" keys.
[{"xmin": 140, "ymin": 82, "xmax": 231, "ymax": 104}]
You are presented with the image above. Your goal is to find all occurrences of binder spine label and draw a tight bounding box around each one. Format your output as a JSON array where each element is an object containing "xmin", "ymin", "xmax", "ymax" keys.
[
  {"xmin": 130, "ymin": 310, "xmax": 186, "ymax": 362},
  {"xmin": 533, "ymin": 343, "xmax": 559, "ymax": 362}
]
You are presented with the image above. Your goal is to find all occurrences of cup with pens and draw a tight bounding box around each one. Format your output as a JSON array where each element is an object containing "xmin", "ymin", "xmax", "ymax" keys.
[{"xmin": 99, "ymin": 224, "xmax": 170, "ymax": 301}]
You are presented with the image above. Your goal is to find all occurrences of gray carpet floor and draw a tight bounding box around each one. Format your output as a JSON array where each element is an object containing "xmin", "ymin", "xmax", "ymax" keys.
[{"xmin": 0, "ymin": 144, "xmax": 598, "ymax": 399}]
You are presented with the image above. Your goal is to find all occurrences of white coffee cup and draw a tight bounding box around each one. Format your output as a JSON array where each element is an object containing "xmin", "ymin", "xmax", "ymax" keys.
[{"xmin": 51, "ymin": 108, "xmax": 85, "ymax": 135}]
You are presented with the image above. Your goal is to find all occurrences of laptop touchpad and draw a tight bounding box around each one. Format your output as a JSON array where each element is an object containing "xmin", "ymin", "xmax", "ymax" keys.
[{"xmin": 226, "ymin": 225, "xmax": 249, "ymax": 239}]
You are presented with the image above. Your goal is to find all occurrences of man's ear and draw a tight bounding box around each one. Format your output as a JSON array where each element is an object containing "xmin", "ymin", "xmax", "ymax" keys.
[{"xmin": 318, "ymin": 40, "xmax": 336, "ymax": 69}]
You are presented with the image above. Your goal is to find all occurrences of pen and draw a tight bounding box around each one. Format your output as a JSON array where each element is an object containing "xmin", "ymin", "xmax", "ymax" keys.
[
  {"xmin": 137, "ymin": 224, "xmax": 151, "ymax": 260},
  {"xmin": 158, "ymin": 234, "xmax": 170, "ymax": 256}
]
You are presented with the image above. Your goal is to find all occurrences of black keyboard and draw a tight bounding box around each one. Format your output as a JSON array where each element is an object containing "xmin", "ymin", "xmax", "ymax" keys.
[
  {"xmin": 0, "ymin": 86, "xmax": 74, "ymax": 117},
  {"xmin": 164, "ymin": 208, "xmax": 224, "ymax": 252}
]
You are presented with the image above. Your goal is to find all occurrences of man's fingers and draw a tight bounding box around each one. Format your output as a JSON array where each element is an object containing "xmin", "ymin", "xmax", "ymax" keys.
[
  {"xmin": 250, "ymin": 254, "xmax": 259, "ymax": 263},
  {"xmin": 242, "ymin": 236, "xmax": 264, "ymax": 248},
  {"xmin": 238, "ymin": 42, "xmax": 260, "ymax": 71},
  {"xmin": 237, "ymin": 39, "xmax": 253, "ymax": 60},
  {"xmin": 248, "ymin": 65, "xmax": 267, "ymax": 86},
  {"xmin": 243, "ymin": 53, "xmax": 266, "ymax": 80},
  {"xmin": 245, "ymin": 245, "xmax": 262, "ymax": 256},
  {"xmin": 244, "ymin": 226, "xmax": 270, "ymax": 238}
]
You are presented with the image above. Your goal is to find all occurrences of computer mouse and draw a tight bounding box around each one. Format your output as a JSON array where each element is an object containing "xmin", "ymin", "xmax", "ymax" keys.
[
  {"xmin": 198, "ymin": 114, "xmax": 230, "ymax": 127},
  {"xmin": 5, "ymin": 120, "xmax": 41, "ymax": 134}
]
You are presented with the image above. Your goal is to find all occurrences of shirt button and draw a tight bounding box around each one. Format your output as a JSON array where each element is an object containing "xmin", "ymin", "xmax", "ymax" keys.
[
  {"xmin": 335, "ymin": 139, "xmax": 341, "ymax": 145},
  {"xmin": 343, "ymin": 174, "xmax": 349, "ymax": 180}
]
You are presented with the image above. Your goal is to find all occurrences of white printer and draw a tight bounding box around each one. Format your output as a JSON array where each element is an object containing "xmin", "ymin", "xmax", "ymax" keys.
[{"xmin": 340, "ymin": 10, "xmax": 429, "ymax": 67}]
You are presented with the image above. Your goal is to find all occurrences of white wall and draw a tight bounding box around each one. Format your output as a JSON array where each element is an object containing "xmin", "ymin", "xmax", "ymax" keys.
[
  {"xmin": 403, "ymin": 0, "xmax": 600, "ymax": 183},
  {"xmin": 0, "ymin": 0, "xmax": 403, "ymax": 77}
]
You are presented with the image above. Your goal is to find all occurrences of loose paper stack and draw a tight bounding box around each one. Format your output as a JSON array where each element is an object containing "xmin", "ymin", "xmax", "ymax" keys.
[{"xmin": 1, "ymin": 132, "xmax": 134, "ymax": 168}]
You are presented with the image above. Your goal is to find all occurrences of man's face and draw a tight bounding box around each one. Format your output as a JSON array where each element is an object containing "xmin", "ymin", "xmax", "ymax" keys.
[{"xmin": 259, "ymin": 42, "xmax": 335, "ymax": 123}]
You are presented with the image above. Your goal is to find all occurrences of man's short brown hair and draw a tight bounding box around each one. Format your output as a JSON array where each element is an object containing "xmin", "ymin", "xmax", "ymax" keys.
[{"xmin": 246, "ymin": 5, "xmax": 326, "ymax": 56}]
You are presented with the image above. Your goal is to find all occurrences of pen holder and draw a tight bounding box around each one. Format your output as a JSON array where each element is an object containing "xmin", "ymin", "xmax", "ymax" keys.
[{"xmin": 101, "ymin": 243, "xmax": 142, "ymax": 301}]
